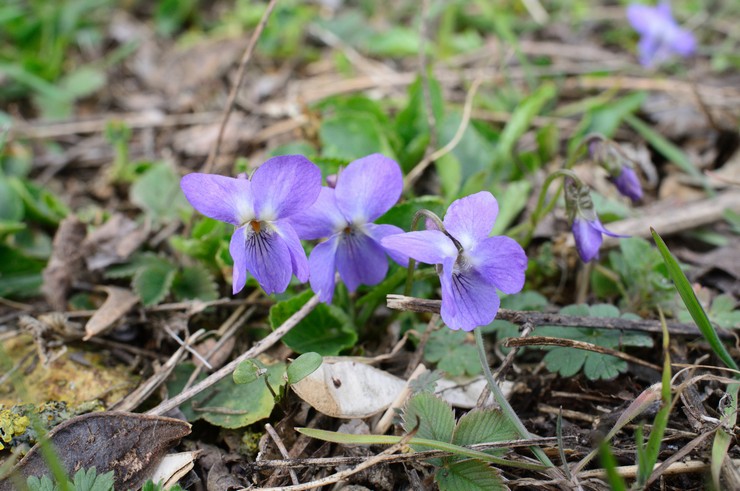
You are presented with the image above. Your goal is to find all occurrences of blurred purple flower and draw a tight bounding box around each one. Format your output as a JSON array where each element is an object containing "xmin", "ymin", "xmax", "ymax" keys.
[
  {"xmin": 627, "ymin": 2, "xmax": 696, "ymax": 67},
  {"xmin": 290, "ymin": 154, "xmax": 407, "ymax": 303},
  {"xmin": 181, "ymin": 155, "xmax": 321, "ymax": 295},
  {"xmin": 381, "ymin": 192, "xmax": 527, "ymax": 331},
  {"xmin": 565, "ymin": 178, "xmax": 627, "ymax": 262},
  {"xmin": 610, "ymin": 165, "xmax": 643, "ymax": 202},
  {"xmin": 586, "ymin": 135, "xmax": 643, "ymax": 202}
]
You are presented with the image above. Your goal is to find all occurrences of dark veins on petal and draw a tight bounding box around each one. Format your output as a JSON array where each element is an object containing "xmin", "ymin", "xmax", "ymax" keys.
[{"xmin": 246, "ymin": 221, "xmax": 275, "ymax": 257}]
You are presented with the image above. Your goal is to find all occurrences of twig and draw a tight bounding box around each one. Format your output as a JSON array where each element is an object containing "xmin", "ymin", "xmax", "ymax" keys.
[
  {"xmin": 404, "ymin": 77, "xmax": 483, "ymax": 191},
  {"xmin": 202, "ymin": 0, "xmax": 279, "ymax": 174},
  {"xmin": 111, "ymin": 329, "xmax": 206, "ymax": 412},
  {"xmin": 386, "ymin": 294, "xmax": 732, "ymax": 338},
  {"xmin": 265, "ymin": 423, "xmax": 299, "ymax": 486},
  {"xmin": 246, "ymin": 436, "xmax": 567, "ymax": 471},
  {"xmin": 148, "ymin": 294, "xmax": 319, "ymax": 416},
  {"xmin": 248, "ymin": 429, "xmax": 417, "ymax": 491},
  {"xmin": 503, "ymin": 336, "xmax": 662, "ymax": 372}
]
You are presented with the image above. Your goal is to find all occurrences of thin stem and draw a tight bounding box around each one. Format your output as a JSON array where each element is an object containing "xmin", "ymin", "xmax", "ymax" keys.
[
  {"xmin": 521, "ymin": 168, "xmax": 583, "ymax": 247},
  {"xmin": 474, "ymin": 328, "xmax": 554, "ymax": 468}
]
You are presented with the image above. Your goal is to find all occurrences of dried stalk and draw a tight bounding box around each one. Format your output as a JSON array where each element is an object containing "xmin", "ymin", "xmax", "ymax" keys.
[{"xmin": 386, "ymin": 294, "xmax": 730, "ymax": 338}]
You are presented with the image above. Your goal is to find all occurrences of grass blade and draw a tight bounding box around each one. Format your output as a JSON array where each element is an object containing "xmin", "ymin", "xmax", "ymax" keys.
[{"xmin": 650, "ymin": 228, "xmax": 737, "ymax": 371}]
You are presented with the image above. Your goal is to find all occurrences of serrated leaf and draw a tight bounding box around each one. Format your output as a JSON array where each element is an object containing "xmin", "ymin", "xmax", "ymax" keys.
[
  {"xmin": 171, "ymin": 264, "xmax": 218, "ymax": 301},
  {"xmin": 71, "ymin": 467, "xmax": 114, "ymax": 491},
  {"xmin": 286, "ymin": 352, "xmax": 323, "ymax": 385},
  {"xmin": 26, "ymin": 475, "xmax": 56, "ymax": 491},
  {"xmin": 451, "ymin": 409, "xmax": 518, "ymax": 451},
  {"xmin": 130, "ymin": 164, "xmax": 189, "ymax": 223},
  {"xmin": 435, "ymin": 459, "xmax": 504, "ymax": 491},
  {"xmin": 535, "ymin": 304, "xmax": 653, "ymax": 380},
  {"xmin": 132, "ymin": 259, "xmax": 177, "ymax": 307},
  {"xmin": 424, "ymin": 329, "xmax": 481, "ymax": 377},
  {"xmin": 269, "ymin": 290, "xmax": 357, "ymax": 355},
  {"xmin": 402, "ymin": 393, "xmax": 455, "ymax": 445}
]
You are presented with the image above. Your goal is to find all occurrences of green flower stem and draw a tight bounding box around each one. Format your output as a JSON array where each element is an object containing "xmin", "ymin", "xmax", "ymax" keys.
[
  {"xmin": 474, "ymin": 328, "xmax": 554, "ymax": 468},
  {"xmin": 521, "ymin": 168, "xmax": 584, "ymax": 247}
]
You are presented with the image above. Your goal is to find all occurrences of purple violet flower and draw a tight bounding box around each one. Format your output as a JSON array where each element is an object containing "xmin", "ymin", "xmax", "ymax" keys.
[
  {"xmin": 627, "ymin": 2, "xmax": 696, "ymax": 67},
  {"xmin": 181, "ymin": 155, "xmax": 321, "ymax": 295},
  {"xmin": 587, "ymin": 135, "xmax": 643, "ymax": 202},
  {"xmin": 381, "ymin": 192, "xmax": 527, "ymax": 331},
  {"xmin": 565, "ymin": 178, "xmax": 627, "ymax": 262},
  {"xmin": 610, "ymin": 165, "xmax": 643, "ymax": 202},
  {"xmin": 289, "ymin": 154, "xmax": 407, "ymax": 303}
]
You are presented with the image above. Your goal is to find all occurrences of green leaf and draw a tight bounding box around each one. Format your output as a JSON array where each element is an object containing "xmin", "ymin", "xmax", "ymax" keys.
[
  {"xmin": 168, "ymin": 362, "xmax": 286, "ymax": 428},
  {"xmin": 26, "ymin": 475, "xmax": 58, "ymax": 491},
  {"xmin": 269, "ymin": 290, "xmax": 357, "ymax": 355},
  {"xmin": 130, "ymin": 164, "xmax": 189, "ymax": 223},
  {"xmin": 494, "ymin": 83, "xmax": 557, "ymax": 168},
  {"xmin": 451, "ymin": 409, "xmax": 518, "ymax": 451},
  {"xmin": 490, "ymin": 180, "xmax": 532, "ymax": 235},
  {"xmin": 71, "ymin": 467, "xmax": 114, "ymax": 491},
  {"xmin": 0, "ymin": 177, "xmax": 24, "ymax": 221},
  {"xmin": 8, "ymin": 177, "xmax": 68, "ymax": 226},
  {"xmin": 436, "ymin": 111, "xmax": 497, "ymax": 185},
  {"xmin": 58, "ymin": 67, "xmax": 106, "ymax": 100},
  {"xmin": 651, "ymin": 229, "xmax": 738, "ymax": 370},
  {"xmin": 320, "ymin": 112, "xmax": 396, "ymax": 161},
  {"xmin": 588, "ymin": 92, "xmax": 646, "ymax": 137},
  {"xmin": 365, "ymin": 27, "xmax": 421, "ymax": 57},
  {"xmin": 376, "ymin": 196, "xmax": 446, "ymax": 230},
  {"xmin": 436, "ymin": 459, "xmax": 505, "ymax": 491},
  {"xmin": 132, "ymin": 258, "xmax": 177, "ymax": 306},
  {"xmin": 171, "ymin": 264, "xmax": 219, "ymax": 302},
  {"xmin": 535, "ymin": 304, "xmax": 653, "ymax": 380},
  {"xmin": 424, "ymin": 329, "xmax": 481, "ymax": 377},
  {"xmin": 233, "ymin": 359, "xmax": 265, "ymax": 385},
  {"xmin": 286, "ymin": 352, "xmax": 323, "ymax": 385},
  {"xmin": 403, "ymin": 393, "xmax": 455, "ymax": 445}
]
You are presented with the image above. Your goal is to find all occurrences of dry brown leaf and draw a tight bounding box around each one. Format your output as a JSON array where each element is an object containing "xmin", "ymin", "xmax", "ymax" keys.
[
  {"xmin": 41, "ymin": 216, "xmax": 88, "ymax": 310},
  {"xmin": 0, "ymin": 412, "xmax": 190, "ymax": 491},
  {"xmin": 291, "ymin": 360, "xmax": 406, "ymax": 419},
  {"xmin": 84, "ymin": 286, "xmax": 140, "ymax": 340}
]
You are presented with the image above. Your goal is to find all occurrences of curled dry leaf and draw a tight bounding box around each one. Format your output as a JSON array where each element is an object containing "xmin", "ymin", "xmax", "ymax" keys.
[
  {"xmin": 84, "ymin": 213, "xmax": 150, "ymax": 271},
  {"xmin": 0, "ymin": 412, "xmax": 190, "ymax": 491},
  {"xmin": 41, "ymin": 216, "xmax": 87, "ymax": 310},
  {"xmin": 149, "ymin": 450, "xmax": 199, "ymax": 489},
  {"xmin": 291, "ymin": 360, "xmax": 406, "ymax": 419},
  {"xmin": 84, "ymin": 286, "xmax": 139, "ymax": 340}
]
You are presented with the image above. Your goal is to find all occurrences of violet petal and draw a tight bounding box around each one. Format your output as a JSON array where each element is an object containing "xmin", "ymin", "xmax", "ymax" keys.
[
  {"xmin": 288, "ymin": 187, "xmax": 346, "ymax": 240},
  {"xmin": 244, "ymin": 226, "xmax": 292, "ymax": 294},
  {"xmin": 181, "ymin": 173, "xmax": 253, "ymax": 225},
  {"xmin": 365, "ymin": 223, "xmax": 408, "ymax": 267},
  {"xmin": 229, "ymin": 227, "xmax": 249, "ymax": 294},
  {"xmin": 381, "ymin": 230, "xmax": 457, "ymax": 266},
  {"xmin": 470, "ymin": 236, "xmax": 527, "ymax": 294},
  {"xmin": 334, "ymin": 154, "xmax": 403, "ymax": 223},
  {"xmin": 443, "ymin": 191, "xmax": 499, "ymax": 250},
  {"xmin": 335, "ymin": 230, "xmax": 389, "ymax": 292},
  {"xmin": 308, "ymin": 235, "xmax": 340, "ymax": 303},
  {"xmin": 440, "ymin": 266, "xmax": 501, "ymax": 331},
  {"xmin": 251, "ymin": 155, "xmax": 321, "ymax": 220}
]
